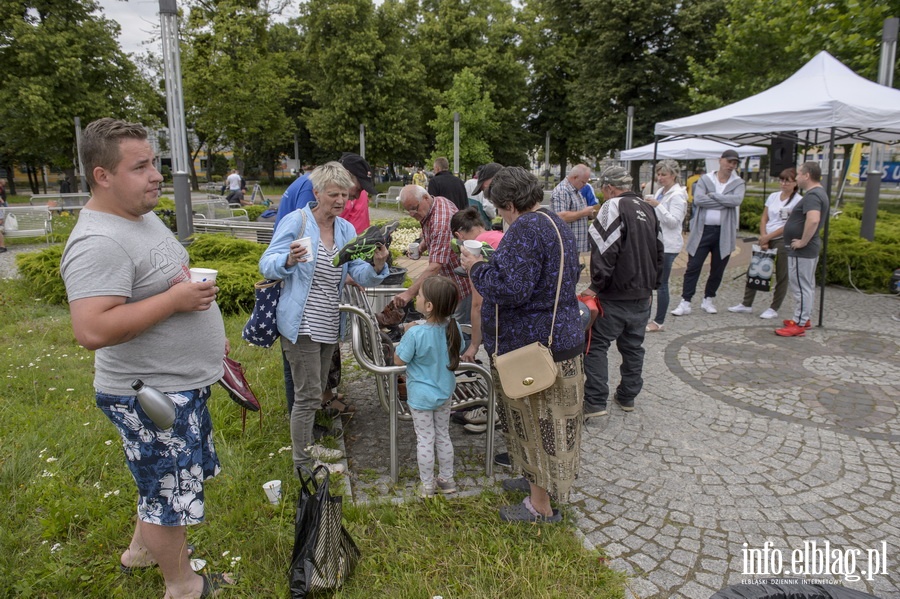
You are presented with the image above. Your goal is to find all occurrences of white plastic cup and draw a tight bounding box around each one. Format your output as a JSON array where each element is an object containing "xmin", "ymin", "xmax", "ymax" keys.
[
  {"xmin": 463, "ymin": 240, "xmax": 483, "ymax": 256},
  {"xmin": 262, "ymin": 480, "xmax": 282, "ymax": 505},
  {"xmin": 189, "ymin": 268, "xmax": 218, "ymax": 283},
  {"xmin": 291, "ymin": 237, "xmax": 313, "ymax": 262},
  {"xmin": 408, "ymin": 242, "xmax": 421, "ymax": 260}
]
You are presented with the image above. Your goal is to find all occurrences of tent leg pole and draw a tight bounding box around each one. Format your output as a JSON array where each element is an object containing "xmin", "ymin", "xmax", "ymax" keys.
[{"xmin": 818, "ymin": 127, "xmax": 835, "ymax": 328}]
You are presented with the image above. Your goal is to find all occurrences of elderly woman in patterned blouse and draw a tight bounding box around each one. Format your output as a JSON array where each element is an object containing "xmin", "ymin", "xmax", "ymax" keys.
[
  {"xmin": 460, "ymin": 166, "xmax": 584, "ymax": 523},
  {"xmin": 260, "ymin": 162, "xmax": 389, "ymax": 475}
]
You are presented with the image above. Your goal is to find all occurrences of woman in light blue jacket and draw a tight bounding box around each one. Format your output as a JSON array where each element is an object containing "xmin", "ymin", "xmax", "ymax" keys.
[{"xmin": 260, "ymin": 162, "xmax": 389, "ymax": 473}]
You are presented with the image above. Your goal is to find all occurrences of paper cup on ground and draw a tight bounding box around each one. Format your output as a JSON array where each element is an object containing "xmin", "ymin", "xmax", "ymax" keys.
[
  {"xmin": 463, "ymin": 240, "xmax": 483, "ymax": 256},
  {"xmin": 263, "ymin": 479, "xmax": 282, "ymax": 504},
  {"xmin": 292, "ymin": 237, "xmax": 313, "ymax": 262},
  {"xmin": 408, "ymin": 242, "xmax": 421, "ymax": 260},
  {"xmin": 189, "ymin": 268, "xmax": 218, "ymax": 283}
]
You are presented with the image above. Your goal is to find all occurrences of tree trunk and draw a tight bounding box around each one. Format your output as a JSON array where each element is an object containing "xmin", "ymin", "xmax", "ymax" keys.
[
  {"xmin": 27, "ymin": 165, "xmax": 39, "ymax": 194},
  {"xmin": 1, "ymin": 161, "xmax": 17, "ymax": 195}
]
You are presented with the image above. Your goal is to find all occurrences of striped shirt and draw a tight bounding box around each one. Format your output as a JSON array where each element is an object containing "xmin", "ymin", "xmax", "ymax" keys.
[
  {"xmin": 423, "ymin": 196, "xmax": 472, "ymax": 299},
  {"xmin": 551, "ymin": 178, "xmax": 590, "ymax": 253},
  {"xmin": 298, "ymin": 240, "xmax": 342, "ymax": 343}
]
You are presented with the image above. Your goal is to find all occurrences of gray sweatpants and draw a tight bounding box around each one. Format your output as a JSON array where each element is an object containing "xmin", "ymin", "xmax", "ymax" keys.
[
  {"xmin": 787, "ymin": 255, "xmax": 818, "ymax": 324},
  {"xmin": 409, "ymin": 404, "xmax": 454, "ymax": 485}
]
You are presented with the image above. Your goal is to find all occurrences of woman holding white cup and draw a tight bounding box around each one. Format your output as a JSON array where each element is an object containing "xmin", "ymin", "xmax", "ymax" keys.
[{"xmin": 259, "ymin": 162, "xmax": 390, "ymax": 476}]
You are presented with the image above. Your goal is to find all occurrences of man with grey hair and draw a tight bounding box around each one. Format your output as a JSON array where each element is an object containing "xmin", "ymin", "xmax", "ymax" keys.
[
  {"xmin": 551, "ymin": 163, "xmax": 597, "ymax": 253},
  {"xmin": 394, "ymin": 185, "xmax": 472, "ymax": 325},
  {"xmin": 671, "ymin": 149, "xmax": 745, "ymax": 316},
  {"xmin": 581, "ymin": 165, "xmax": 663, "ymax": 418}
]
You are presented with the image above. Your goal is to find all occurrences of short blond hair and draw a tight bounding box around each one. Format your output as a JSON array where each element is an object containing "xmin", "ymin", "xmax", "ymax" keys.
[{"xmin": 308, "ymin": 161, "xmax": 354, "ymax": 192}]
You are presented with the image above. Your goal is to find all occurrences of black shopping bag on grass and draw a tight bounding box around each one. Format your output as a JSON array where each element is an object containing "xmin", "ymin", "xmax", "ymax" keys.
[{"xmin": 290, "ymin": 466, "xmax": 360, "ymax": 598}]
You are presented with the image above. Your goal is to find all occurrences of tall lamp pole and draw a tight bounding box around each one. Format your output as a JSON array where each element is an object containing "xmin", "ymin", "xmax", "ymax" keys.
[
  {"xmin": 159, "ymin": 0, "xmax": 192, "ymax": 242},
  {"xmin": 453, "ymin": 112, "xmax": 460, "ymax": 177}
]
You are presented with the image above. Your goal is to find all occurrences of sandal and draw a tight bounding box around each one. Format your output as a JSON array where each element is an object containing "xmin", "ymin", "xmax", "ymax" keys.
[
  {"xmin": 499, "ymin": 497, "xmax": 561, "ymax": 523},
  {"xmin": 645, "ymin": 321, "xmax": 665, "ymax": 332},
  {"xmin": 322, "ymin": 394, "xmax": 356, "ymax": 415},
  {"xmin": 119, "ymin": 544, "xmax": 195, "ymax": 575},
  {"xmin": 200, "ymin": 572, "xmax": 236, "ymax": 597}
]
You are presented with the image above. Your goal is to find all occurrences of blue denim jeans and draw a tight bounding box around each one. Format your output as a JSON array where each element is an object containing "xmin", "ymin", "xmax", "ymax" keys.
[{"xmin": 653, "ymin": 252, "xmax": 678, "ymax": 325}]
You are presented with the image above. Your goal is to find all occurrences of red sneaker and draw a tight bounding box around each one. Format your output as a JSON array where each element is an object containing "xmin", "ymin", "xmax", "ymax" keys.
[
  {"xmin": 782, "ymin": 319, "xmax": 811, "ymax": 329},
  {"xmin": 775, "ymin": 321, "xmax": 807, "ymax": 337}
]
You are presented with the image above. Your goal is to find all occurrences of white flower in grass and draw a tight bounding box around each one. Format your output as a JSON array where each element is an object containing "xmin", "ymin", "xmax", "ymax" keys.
[
  {"xmin": 50, "ymin": 543, "xmax": 62, "ymax": 554},
  {"xmin": 46, "ymin": 457, "xmax": 57, "ymax": 463},
  {"xmin": 104, "ymin": 440, "xmax": 113, "ymax": 446},
  {"xmin": 222, "ymin": 550, "xmax": 230, "ymax": 557},
  {"xmin": 40, "ymin": 470, "xmax": 55, "ymax": 478},
  {"xmin": 268, "ymin": 453, "xmax": 275, "ymax": 458},
  {"xmin": 48, "ymin": 387, "xmax": 56, "ymax": 391},
  {"xmin": 93, "ymin": 482, "xmax": 101, "ymax": 489},
  {"xmin": 67, "ymin": 388, "xmax": 75, "ymax": 392}
]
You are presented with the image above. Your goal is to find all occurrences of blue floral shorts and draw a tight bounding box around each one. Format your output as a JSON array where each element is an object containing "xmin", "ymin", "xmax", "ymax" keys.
[{"xmin": 96, "ymin": 387, "xmax": 221, "ymax": 526}]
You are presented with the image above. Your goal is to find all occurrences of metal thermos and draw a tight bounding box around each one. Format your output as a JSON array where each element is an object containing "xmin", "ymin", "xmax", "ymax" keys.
[{"xmin": 131, "ymin": 379, "xmax": 176, "ymax": 429}]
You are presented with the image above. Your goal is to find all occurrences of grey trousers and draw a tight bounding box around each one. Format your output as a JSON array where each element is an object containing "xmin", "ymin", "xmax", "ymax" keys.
[
  {"xmin": 583, "ymin": 298, "xmax": 651, "ymax": 410},
  {"xmin": 282, "ymin": 335, "xmax": 337, "ymax": 472},
  {"xmin": 787, "ymin": 255, "xmax": 819, "ymax": 324},
  {"xmin": 743, "ymin": 237, "xmax": 789, "ymax": 311},
  {"xmin": 410, "ymin": 404, "xmax": 454, "ymax": 485}
]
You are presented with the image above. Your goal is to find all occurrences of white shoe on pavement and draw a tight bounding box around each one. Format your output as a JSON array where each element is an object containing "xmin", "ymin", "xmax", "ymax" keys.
[
  {"xmin": 701, "ymin": 297, "xmax": 718, "ymax": 314},
  {"xmin": 759, "ymin": 308, "xmax": 779, "ymax": 319},
  {"xmin": 671, "ymin": 300, "xmax": 691, "ymax": 316},
  {"xmin": 728, "ymin": 304, "xmax": 752, "ymax": 313}
]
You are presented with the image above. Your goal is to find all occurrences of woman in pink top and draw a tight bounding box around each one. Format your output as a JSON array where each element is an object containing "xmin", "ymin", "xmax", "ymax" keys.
[{"xmin": 450, "ymin": 207, "xmax": 503, "ymax": 360}]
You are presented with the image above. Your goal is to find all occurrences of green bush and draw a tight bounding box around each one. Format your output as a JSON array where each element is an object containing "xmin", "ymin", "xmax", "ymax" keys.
[
  {"xmin": 244, "ymin": 205, "xmax": 267, "ymax": 221},
  {"xmin": 15, "ymin": 245, "xmax": 67, "ymax": 304}
]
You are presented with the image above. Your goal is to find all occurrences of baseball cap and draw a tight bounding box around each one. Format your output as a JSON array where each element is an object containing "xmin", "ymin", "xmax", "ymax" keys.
[
  {"xmin": 338, "ymin": 153, "xmax": 376, "ymax": 196},
  {"xmin": 475, "ymin": 162, "xmax": 503, "ymax": 194},
  {"xmin": 721, "ymin": 149, "xmax": 740, "ymax": 161}
]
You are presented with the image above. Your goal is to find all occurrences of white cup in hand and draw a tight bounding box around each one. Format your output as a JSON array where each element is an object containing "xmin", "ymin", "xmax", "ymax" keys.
[
  {"xmin": 291, "ymin": 237, "xmax": 313, "ymax": 262},
  {"xmin": 462, "ymin": 240, "xmax": 483, "ymax": 256}
]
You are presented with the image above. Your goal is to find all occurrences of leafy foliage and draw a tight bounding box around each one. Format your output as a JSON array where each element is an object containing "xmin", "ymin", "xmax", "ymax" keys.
[{"xmin": 429, "ymin": 69, "xmax": 499, "ymax": 174}]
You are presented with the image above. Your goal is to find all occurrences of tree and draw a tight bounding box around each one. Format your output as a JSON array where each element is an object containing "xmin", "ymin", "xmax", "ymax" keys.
[
  {"xmin": 429, "ymin": 69, "xmax": 499, "ymax": 174},
  {"xmin": 416, "ymin": 0, "xmax": 530, "ymax": 167},
  {"xmin": 0, "ymin": 0, "xmax": 158, "ymax": 192},
  {"xmin": 572, "ymin": 0, "xmax": 725, "ymax": 157},
  {"xmin": 182, "ymin": 0, "xmax": 292, "ymax": 184},
  {"xmin": 520, "ymin": 0, "xmax": 581, "ymax": 174},
  {"xmin": 688, "ymin": 0, "xmax": 900, "ymax": 112}
]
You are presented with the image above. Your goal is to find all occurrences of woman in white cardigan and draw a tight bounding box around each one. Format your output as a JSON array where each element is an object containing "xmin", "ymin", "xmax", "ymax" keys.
[{"xmin": 645, "ymin": 160, "xmax": 688, "ymax": 332}]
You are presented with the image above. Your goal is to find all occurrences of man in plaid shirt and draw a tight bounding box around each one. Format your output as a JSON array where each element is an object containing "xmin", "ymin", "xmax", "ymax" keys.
[
  {"xmin": 393, "ymin": 185, "xmax": 473, "ymax": 325},
  {"xmin": 551, "ymin": 164, "xmax": 597, "ymax": 253}
]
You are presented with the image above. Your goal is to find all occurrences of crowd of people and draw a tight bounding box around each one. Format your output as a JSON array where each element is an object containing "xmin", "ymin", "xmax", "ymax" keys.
[{"xmin": 57, "ymin": 116, "xmax": 828, "ymax": 595}]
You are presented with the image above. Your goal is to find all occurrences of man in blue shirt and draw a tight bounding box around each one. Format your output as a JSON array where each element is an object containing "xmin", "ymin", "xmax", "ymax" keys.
[{"xmin": 581, "ymin": 180, "xmax": 598, "ymax": 206}]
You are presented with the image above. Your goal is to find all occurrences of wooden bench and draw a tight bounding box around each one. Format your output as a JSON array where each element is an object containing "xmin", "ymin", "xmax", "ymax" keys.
[
  {"xmin": 1, "ymin": 206, "xmax": 53, "ymax": 243},
  {"xmin": 374, "ymin": 186, "xmax": 403, "ymax": 209},
  {"xmin": 30, "ymin": 193, "xmax": 91, "ymax": 213},
  {"xmin": 339, "ymin": 285, "xmax": 496, "ymax": 482},
  {"xmin": 191, "ymin": 218, "xmax": 274, "ymax": 244}
]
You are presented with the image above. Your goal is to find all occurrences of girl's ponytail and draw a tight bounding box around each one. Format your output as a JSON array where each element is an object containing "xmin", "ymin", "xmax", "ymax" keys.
[{"xmin": 446, "ymin": 317, "xmax": 461, "ymax": 371}]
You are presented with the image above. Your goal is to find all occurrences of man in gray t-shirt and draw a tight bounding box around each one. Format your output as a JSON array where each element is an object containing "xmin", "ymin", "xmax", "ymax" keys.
[
  {"xmin": 60, "ymin": 119, "xmax": 232, "ymax": 597},
  {"xmin": 776, "ymin": 161, "xmax": 828, "ymax": 337}
]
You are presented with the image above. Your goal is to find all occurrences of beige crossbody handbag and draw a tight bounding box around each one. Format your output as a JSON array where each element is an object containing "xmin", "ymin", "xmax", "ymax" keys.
[{"xmin": 492, "ymin": 211, "xmax": 564, "ymax": 399}]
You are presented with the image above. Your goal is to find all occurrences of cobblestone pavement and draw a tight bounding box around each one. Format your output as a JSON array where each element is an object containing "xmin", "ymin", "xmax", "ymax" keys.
[{"xmin": 341, "ymin": 229, "xmax": 900, "ymax": 598}]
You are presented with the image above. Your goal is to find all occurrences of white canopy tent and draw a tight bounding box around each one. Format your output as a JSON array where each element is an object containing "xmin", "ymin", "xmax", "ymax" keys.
[
  {"xmin": 620, "ymin": 137, "xmax": 766, "ymax": 161},
  {"xmin": 655, "ymin": 51, "xmax": 900, "ymax": 145},
  {"xmin": 652, "ymin": 51, "xmax": 900, "ymax": 326}
]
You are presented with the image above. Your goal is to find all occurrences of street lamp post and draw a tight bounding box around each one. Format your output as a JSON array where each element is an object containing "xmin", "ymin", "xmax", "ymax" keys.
[{"xmin": 159, "ymin": 0, "xmax": 192, "ymax": 242}]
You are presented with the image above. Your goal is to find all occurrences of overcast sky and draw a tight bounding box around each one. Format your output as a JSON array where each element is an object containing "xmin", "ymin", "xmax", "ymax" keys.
[{"xmin": 96, "ymin": 0, "xmax": 304, "ymax": 56}]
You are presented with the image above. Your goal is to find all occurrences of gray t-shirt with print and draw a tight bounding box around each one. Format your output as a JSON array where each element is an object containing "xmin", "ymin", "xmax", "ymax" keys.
[
  {"xmin": 61, "ymin": 209, "xmax": 226, "ymax": 395},
  {"xmin": 784, "ymin": 186, "xmax": 828, "ymax": 259}
]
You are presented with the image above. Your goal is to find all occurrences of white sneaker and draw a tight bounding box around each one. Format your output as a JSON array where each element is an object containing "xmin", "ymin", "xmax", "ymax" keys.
[
  {"xmin": 671, "ymin": 300, "xmax": 691, "ymax": 316},
  {"xmin": 759, "ymin": 308, "xmax": 779, "ymax": 319},
  {"xmin": 701, "ymin": 297, "xmax": 718, "ymax": 314},
  {"xmin": 314, "ymin": 460, "xmax": 346, "ymax": 474},
  {"xmin": 463, "ymin": 406, "xmax": 488, "ymax": 425},
  {"xmin": 728, "ymin": 304, "xmax": 752, "ymax": 313},
  {"xmin": 306, "ymin": 444, "xmax": 344, "ymax": 461}
]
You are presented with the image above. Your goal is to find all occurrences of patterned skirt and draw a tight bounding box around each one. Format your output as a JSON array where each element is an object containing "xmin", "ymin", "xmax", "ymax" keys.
[{"xmin": 492, "ymin": 355, "xmax": 583, "ymax": 502}]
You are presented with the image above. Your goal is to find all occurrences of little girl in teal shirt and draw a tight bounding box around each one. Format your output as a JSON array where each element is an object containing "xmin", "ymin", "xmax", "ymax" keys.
[{"xmin": 394, "ymin": 276, "xmax": 462, "ymax": 497}]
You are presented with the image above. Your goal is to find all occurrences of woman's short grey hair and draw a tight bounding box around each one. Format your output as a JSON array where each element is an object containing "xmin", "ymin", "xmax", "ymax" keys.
[
  {"xmin": 309, "ymin": 161, "xmax": 354, "ymax": 192},
  {"xmin": 489, "ymin": 166, "xmax": 543, "ymax": 212},
  {"xmin": 655, "ymin": 159, "xmax": 681, "ymax": 182}
]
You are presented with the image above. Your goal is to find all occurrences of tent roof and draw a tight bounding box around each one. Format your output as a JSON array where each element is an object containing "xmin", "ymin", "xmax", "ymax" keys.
[
  {"xmin": 620, "ymin": 137, "xmax": 766, "ymax": 161},
  {"xmin": 655, "ymin": 51, "xmax": 900, "ymax": 145}
]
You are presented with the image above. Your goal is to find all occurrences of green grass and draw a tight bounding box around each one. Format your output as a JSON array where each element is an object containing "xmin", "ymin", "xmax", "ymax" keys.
[{"xmin": 0, "ymin": 276, "xmax": 625, "ymax": 599}]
